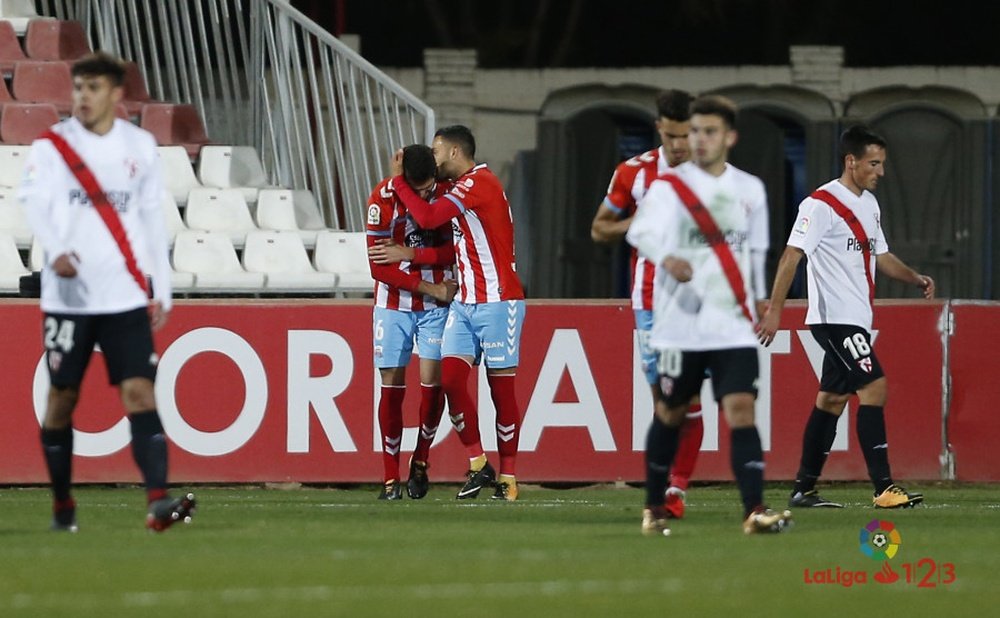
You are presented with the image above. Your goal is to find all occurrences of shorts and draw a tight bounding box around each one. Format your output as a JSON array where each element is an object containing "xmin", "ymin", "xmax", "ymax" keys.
[
  {"xmin": 634, "ymin": 309, "xmax": 658, "ymax": 385},
  {"xmin": 442, "ymin": 300, "xmax": 525, "ymax": 369},
  {"xmin": 43, "ymin": 307, "xmax": 157, "ymax": 387},
  {"xmin": 656, "ymin": 347, "xmax": 758, "ymax": 408},
  {"xmin": 373, "ymin": 306, "xmax": 448, "ymax": 368},
  {"xmin": 809, "ymin": 323, "xmax": 885, "ymax": 394}
]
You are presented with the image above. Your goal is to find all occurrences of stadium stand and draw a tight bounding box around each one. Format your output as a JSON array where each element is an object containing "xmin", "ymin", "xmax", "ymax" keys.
[
  {"xmin": 242, "ymin": 230, "xmax": 338, "ymax": 292},
  {"xmin": 172, "ymin": 230, "xmax": 264, "ymax": 292},
  {"xmin": 23, "ymin": 19, "xmax": 90, "ymax": 61},
  {"xmin": 313, "ymin": 230, "xmax": 374, "ymax": 296},
  {"xmin": 27, "ymin": 235, "xmax": 41, "ymax": 270},
  {"xmin": 0, "ymin": 230, "xmax": 27, "ymax": 292},
  {"xmin": 197, "ymin": 145, "xmax": 272, "ymax": 204},
  {"xmin": 0, "ymin": 101, "xmax": 59, "ymax": 144},
  {"xmin": 0, "ymin": 185, "xmax": 31, "ymax": 247},
  {"xmin": 161, "ymin": 189, "xmax": 187, "ymax": 242},
  {"xmin": 158, "ymin": 145, "xmax": 202, "ymax": 206},
  {"xmin": 0, "ymin": 19, "xmax": 26, "ymax": 75},
  {"xmin": 140, "ymin": 103, "xmax": 210, "ymax": 158},
  {"xmin": 254, "ymin": 188, "xmax": 327, "ymax": 248},
  {"xmin": 10, "ymin": 60, "xmax": 73, "ymax": 113},
  {"xmin": 0, "ymin": 0, "xmax": 46, "ymax": 36},
  {"xmin": 183, "ymin": 187, "xmax": 257, "ymax": 249},
  {"xmin": 0, "ymin": 144, "xmax": 28, "ymax": 187},
  {"xmin": 120, "ymin": 61, "xmax": 153, "ymax": 116}
]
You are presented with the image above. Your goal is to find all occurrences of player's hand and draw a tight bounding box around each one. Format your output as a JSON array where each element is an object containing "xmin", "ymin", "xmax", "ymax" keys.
[
  {"xmin": 390, "ymin": 149, "xmax": 403, "ymax": 177},
  {"xmin": 917, "ymin": 275, "xmax": 935, "ymax": 299},
  {"xmin": 441, "ymin": 279, "xmax": 458, "ymax": 302},
  {"xmin": 755, "ymin": 306, "xmax": 780, "ymax": 347},
  {"xmin": 52, "ymin": 252, "xmax": 79, "ymax": 278},
  {"xmin": 663, "ymin": 256, "xmax": 693, "ymax": 282},
  {"xmin": 148, "ymin": 301, "xmax": 169, "ymax": 331},
  {"xmin": 368, "ymin": 239, "xmax": 414, "ymax": 264},
  {"xmin": 423, "ymin": 280, "xmax": 457, "ymax": 303}
]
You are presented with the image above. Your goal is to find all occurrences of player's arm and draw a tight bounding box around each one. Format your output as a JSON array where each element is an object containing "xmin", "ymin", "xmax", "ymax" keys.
[
  {"xmin": 366, "ymin": 233, "xmax": 454, "ymax": 302},
  {"xmin": 18, "ymin": 141, "xmax": 74, "ymax": 274},
  {"xmin": 590, "ymin": 202, "xmax": 632, "ymax": 243},
  {"xmin": 876, "ymin": 252, "xmax": 935, "ymax": 299},
  {"xmin": 757, "ymin": 246, "xmax": 804, "ymax": 346},
  {"xmin": 138, "ymin": 143, "xmax": 173, "ymax": 325},
  {"xmin": 392, "ymin": 176, "xmax": 461, "ymax": 229},
  {"xmin": 626, "ymin": 182, "xmax": 688, "ymax": 278}
]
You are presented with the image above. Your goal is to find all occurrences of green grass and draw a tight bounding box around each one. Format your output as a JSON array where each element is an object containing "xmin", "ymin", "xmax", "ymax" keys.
[{"xmin": 1, "ymin": 483, "xmax": 998, "ymax": 617}]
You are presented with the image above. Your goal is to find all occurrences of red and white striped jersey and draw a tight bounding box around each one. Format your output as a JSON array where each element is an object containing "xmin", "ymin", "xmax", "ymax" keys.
[
  {"xmin": 366, "ymin": 178, "xmax": 453, "ymax": 312},
  {"xmin": 602, "ymin": 146, "xmax": 672, "ymax": 310},
  {"xmin": 441, "ymin": 164, "xmax": 524, "ymax": 304}
]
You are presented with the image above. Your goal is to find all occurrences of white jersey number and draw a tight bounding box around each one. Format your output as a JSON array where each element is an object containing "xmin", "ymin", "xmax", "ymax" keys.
[
  {"xmin": 842, "ymin": 333, "xmax": 871, "ymax": 359},
  {"xmin": 43, "ymin": 317, "xmax": 76, "ymax": 353}
]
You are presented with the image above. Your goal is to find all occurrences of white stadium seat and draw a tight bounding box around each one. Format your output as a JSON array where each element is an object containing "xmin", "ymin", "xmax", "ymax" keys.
[
  {"xmin": 158, "ymin": 145, "xmax": 202, "ymax": 206},
  {"xmin": 0, "ymin": 0, "xmax": 48, "ymax": 36},
  {"xmin": 0, "ymin": 188, "xmax": 31, "ymax": 248},
  {"xmin": 313, "ymin": 230, "xmax": 374, "ymax": 296},
  {"xmin": 28, "ymin": 235, "xmax": 43, "ymax": 270},
  {"xmin": 161, "ymin": 189, "xmax": 186, "ymax": 243},
  {"xmin": 197, "ymin": 145, "xmax": 274, "ymax": 204},
  {"xmin": 255, "ymin": 188, "xmax": 328, "ymax": 248},
  {"xmin": 172, "ymin": 230, "xmax": 264, "ymax": 292},
  {"xmin": 0, "ymin": 145, "xmax": 30, "ymax": 188},
  {"xmin": 0, "ymin": 231, "xmax": 28, "ymax": 292},
  {"xmin": 242, "ymin": 230, "xmax": 337, "ymax": 292},
  {"xmin": 184, "ymin": 187, "xmax": 257, "ymax": 248}
]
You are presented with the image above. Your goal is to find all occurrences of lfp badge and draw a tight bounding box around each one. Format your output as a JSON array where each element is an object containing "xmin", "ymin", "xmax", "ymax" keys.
[{"xmin": 859, "ymin": 519, "xmax": 901, "ymax": 560}]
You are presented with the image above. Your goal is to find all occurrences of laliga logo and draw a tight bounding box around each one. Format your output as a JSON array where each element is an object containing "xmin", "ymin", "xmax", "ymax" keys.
[{"xmin": 859, "ymin": 518, "xmax": 901, "ymax": 560}]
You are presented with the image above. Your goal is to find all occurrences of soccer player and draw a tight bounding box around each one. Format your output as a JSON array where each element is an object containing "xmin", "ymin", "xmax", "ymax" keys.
[
  {"xmin": 757, "ymin": 125, "xmax": 934, "ymax": 510},
  {"xmin": 366, "ymin": 144, "xmax": 458, "ymax": 500},
  {"xmin": 391, "ymin": 125, "xmax": 526, "ymax": 501},
  {"xmin": 627, "ymin": 95, "xmax": 791, "ymax": 536},
  {"xmin": 591, "ymin": 89, "xmax": 704, "ymax": 518},
  {"xmin": 18, "ymin": 52, "xmax": 195, "ymax": 532}
]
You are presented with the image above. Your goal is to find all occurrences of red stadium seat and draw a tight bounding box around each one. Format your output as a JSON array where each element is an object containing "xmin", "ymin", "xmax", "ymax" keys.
[
  {"xmin": 23, "ymin": 19, "xmax": 91, "ymax": 61},
  {"xmin": 140, "ymin": 103, "xmax": 210, "ymax": 158},
  {"xmin": 0, "ymin": 102, "xmax": 59, "ymax": 144},
  {"xmin": 0, "ymin": 76, "xmax": 13, "ymax": 103},
  {"xmin": 11, "ymin": 60, "xmax": 73, "ymax": 114},
  {"xmin": 0, "ymin": 20, "xmax": 27, "ymax": 76},
  {"xmin": 121, "ymin": 61, "xmax": 153, "ymax": 116}
]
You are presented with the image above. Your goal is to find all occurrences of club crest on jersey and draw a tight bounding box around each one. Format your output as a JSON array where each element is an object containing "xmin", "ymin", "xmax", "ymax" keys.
[
  {"xmin": 858, "ymin": 357, "xmax": 873, "ymax": 373},
  {"xmin": 659, "ymin": 376, "xmax": 675, "ymax": 397},
  {"xmin": 124, "ymin": 157, "xmax": 139, "ymax": 179},
  {"xmin": 793, "ymin": 216, "xmax": 810, "ymax": 235},
  {"xmin": 48, "ymin": 350, "xmax": 63, "ymax": 372},
  {"xmin": 367, "ymin": 204, "xmax": 381, "ymax": 225}
]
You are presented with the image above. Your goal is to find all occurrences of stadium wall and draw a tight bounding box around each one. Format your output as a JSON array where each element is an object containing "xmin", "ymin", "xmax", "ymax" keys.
[{"xmin": 0, "ymin": 299, "xmax": 996, "ymax": 484}]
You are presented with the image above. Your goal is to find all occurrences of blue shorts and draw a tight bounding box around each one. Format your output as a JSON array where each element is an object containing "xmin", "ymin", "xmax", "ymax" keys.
[
  {"xmin": 373, "ymin": 306, "xmax": 448, "ymax": 368},
  {"xmin": 634, "ymin": 309, "xmax": 658, "ymax": 385},
  {"xmin": 442, "ymin": 300, "xmax": 525, "ymax": 369}
]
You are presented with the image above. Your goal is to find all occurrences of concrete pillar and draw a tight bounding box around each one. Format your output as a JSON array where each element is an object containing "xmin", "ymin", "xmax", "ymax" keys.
[{"xmin": 423, "ymin": 48, "xmax": 477, "ymax": 130}]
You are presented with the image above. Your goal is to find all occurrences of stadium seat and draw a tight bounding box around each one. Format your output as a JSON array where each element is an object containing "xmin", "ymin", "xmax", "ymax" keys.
[
  {"xmin": 140, "ymin": 103, "xmax": 210, "ymax": 159},
  {"xmin": 0, "ymin": 187, "xmax": 31, "ymax": 247},
  {"xmin": 242, "ymin": 230, "xmax": 337, "ymax": 292},
  {"xmin": 0, "ymin": 230, "xmax": 27, "ymax": 292},
  {"xmin": 0, "ymin": 0, "xmax": 47, "ymax": 36},
  {"xmin": 0, "ymin": 102, "xmax": 59, "ymax": 144},
  {"xmin": 183, "ymin": 187, "xmax": 256, "ymax": 248},
  {"xmin": 23, "ymin": 19, "xmax": 91, "ymax": 61},
  {"xmin": 0, "ymin": 76, "xmax": 12, "ymax": 102},
  {"xmin": 172, "ymin": 230, "xmax": 264, "ymax": 292},
  {"xmin": 255, "ymin": 188, "xmax": 328, "ymax": 248},
  {"xmin": 121, "ymin": 61, "xmax": 153, "ymax": 117},
  {"xmin": 313, "ymin": 230, "xmax": 374, "ymax": 296},
  {"xmin": 197, "ymin": 145, "xmax": 273, "ymax": 204},
  {"xmin": 158, "ymin": 145, "xmax": 202, "ymax": 206},
  {"xmin": 28, "ymin": 234, "xmax": 43, "ymax": 270},
  {"xmin": 0, "ymin": 144, "xmax": 30, "ymax": 187},
  {"xmin": 11, "ymin": 61, "xmax": 73, "ymax": 114},
  {"xmin": 0, "ymin": 20, "xmax": 26, "ymax": 75},
  {"xmin": 169, "ymin": 268, "xmax": 195, "ymax": 293},
  {"xmin": 161, "ymin": 189, "xmax": 186, "ymax": 242}
]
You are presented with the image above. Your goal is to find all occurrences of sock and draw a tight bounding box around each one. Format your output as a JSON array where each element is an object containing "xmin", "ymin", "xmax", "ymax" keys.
[
  {"xmin": 128, "ymin": 411, "xmax": 169, "ymax": 504},
  {"xmin": 792, "ymin": 407, "xmax": 840, "ymax": 495},
  {"xmin": 441, "ymin": 357, "xmax": 484, "ymax": 459},
  {"xmin": 645, "ymin": 417, "xmax": 680, "ymax": 508},
  {"xmin": 469, "ymin": 453, "xmax": 487, "ymax": 472},
  {"xmin": 668, "ymin": 404, "xmax": 704, "ymax": 491},
  {"xmin": 856, "ymin": 404, "xmax": 893, "ymax": 494},
  {"xmin": 377, "ymin": 385, "xmax": 406, "ymax": 483},
  {"xmin": 488, "ymin": 373, "xmax": 520, "ymax": 476},
  {"xmin": 731, "ymin": 426, "xmax": 765, "ymax": 518},
  {"xmin": 412, "ymin": 384, "xmax": 444, "ymax": 464},
  {"xmin": 41, "ymin": 426, "xmax": 74, "ymax": 504}
]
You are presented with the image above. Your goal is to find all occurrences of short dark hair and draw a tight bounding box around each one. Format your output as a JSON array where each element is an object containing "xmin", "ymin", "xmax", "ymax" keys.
[
  {"xmin": 689, "ymin": 94, "xmax": 738, "ymax": 128},
  {"xmin": 840, "ymin": 125, "xmax": 887, "ymax": 160},
  {"xmin": 402, "ymin": 144, "xmax": 436, "ymax": 185},
  {"xmin": 71, "ymin": 52, "xmax": 126, "ymax": 86},
  {"xmin": 656, "ymin": 89, "xmax": 693, "ymax": 122},
  {"xmin": 434, "ymin": 125, "xmax": 476, "ymax": 159}
]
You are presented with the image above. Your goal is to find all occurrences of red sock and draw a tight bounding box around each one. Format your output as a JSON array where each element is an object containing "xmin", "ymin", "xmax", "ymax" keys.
[
  {"xmin": 413, "ymin": 384, "xmax": 444, "ymax": 463},
  {"xmin": 488, "ymin": 373, "xmax": 520, "ymax": 476},
  {"xmin": 669, "ymin": 404, "xmax": 704, "ymax": 491},
  {"xmin": 378, "ymin": 385, "xmax": 406, "ymax": 483},
  {"xmin": 441, "ymin": 357, "xmax": 484, "ymax": 459}
]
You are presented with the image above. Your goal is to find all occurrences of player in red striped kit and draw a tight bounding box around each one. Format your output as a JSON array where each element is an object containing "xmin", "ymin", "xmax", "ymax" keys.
[
  {"xmin": 366, "ymin": 145, "xmax": 458, "ymax": 499},
  {"xmin": 391, "ymin": 125, "xmax": 526, "ymax": 501},
  {"xmin": 591, "ymin": 90, "xmax": 704, "ymax": 518}
]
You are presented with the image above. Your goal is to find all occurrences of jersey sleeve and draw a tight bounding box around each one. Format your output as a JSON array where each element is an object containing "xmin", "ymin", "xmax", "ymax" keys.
[
  {"xmin": 748, "ymin": 178, "xmax": 770, "ymax": 252},
  {"xmin": 602, "ymin": 163, "xmax": 636, "ymax": 215},
  {"xmin": 786, "ymin": 197, "xmax": 832, "ymax": 256},
  {"xmin": 873, "ymin": 204, "xmax": 889, "ymax": 255},
  {"xmin": 17, "ymin": 139, "xmax": 66, "ymax": 264},
  {"xmin": 137, "ymin": 142, "xmax": 173, "ymax": 310},
  {"xmin": 626, "ymin": 180, "xmax": 677, "ymax": 267},
  {"xmin": 365, "ymin": 180, "xmax": 396, "ymax": 239}
]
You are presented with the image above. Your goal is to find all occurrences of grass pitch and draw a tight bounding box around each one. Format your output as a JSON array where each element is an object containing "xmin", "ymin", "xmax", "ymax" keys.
[{"xmin": 0, "ymin": 483, "xmax": 997, "ymax": 617}]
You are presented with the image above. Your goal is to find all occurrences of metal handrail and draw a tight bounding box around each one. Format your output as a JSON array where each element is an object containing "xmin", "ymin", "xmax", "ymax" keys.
[{"xmin": 37, "ymin": 0, "xmax": 435, "ymax": 230}]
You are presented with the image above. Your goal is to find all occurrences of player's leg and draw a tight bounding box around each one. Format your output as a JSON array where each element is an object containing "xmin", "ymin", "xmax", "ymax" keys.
[
  {"xmin": 479, "ymin": 300, "xmax": 525, "ymax": 501},
  {"xmin": 373, "ymin": 307, "xmax": 413, "ymax": 500},
  {"xmin": 40, "ymin": 312, "xmax": 96, "ymax": 532},
  {"xmin": 408, "ymin": 307, "xmax": 448, "ymax": 499},
  {"xmin": 100, "ymin": 307, "xmax": 195, "ymax": 530}
]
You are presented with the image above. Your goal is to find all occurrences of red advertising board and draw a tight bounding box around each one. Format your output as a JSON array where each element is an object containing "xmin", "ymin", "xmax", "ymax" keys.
[{"xmin": 0, "ymin": 299, "xmax": 959, "ymax": 484}]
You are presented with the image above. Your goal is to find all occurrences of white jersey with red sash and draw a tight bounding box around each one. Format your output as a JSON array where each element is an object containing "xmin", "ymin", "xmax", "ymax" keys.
[
  {"xmin": 626, "ymin": 161, "xmax": 769, "ymax": 351},
  {"xmin": 19, "ymin": 117, "xmax": 171, "ymax": 314},
  {"xmin": 786, "ymin": 179, "xmax": 888, "ymax": 331}
]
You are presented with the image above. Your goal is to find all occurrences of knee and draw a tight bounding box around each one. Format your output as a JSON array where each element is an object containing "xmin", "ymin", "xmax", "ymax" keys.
[
  {"xmin": 45, "ymin": 386, "xmax": 79, "ymax": 428},
  {"xmin": 858, "ymin": 378, "xmax": 888, "ymax": 406},
  {"xmin": 816, "ymin": 391, "xmax": 850, "ymax": 414},
  {"xmin": 120, "ymin": 378, "xmax": 156, "ymax": 412}
]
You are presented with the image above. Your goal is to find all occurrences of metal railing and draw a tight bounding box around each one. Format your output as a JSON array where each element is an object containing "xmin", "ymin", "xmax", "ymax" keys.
[{"xmin": 37, "ymin": 0, "xmax": 435, "ymax": 230}]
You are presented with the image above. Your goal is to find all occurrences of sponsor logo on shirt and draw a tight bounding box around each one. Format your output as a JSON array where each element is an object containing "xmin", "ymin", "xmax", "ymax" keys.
[
  {"xmin": 69, "ymin": 189, "xmax": 132, "ymax": 212},
  {"xmin": 687, "ymin": 228, "xmax": 748, "ymax": 248},
  {"xmin": 846, "ymin": 238, "xmax": 877, "ymax": 252}
]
